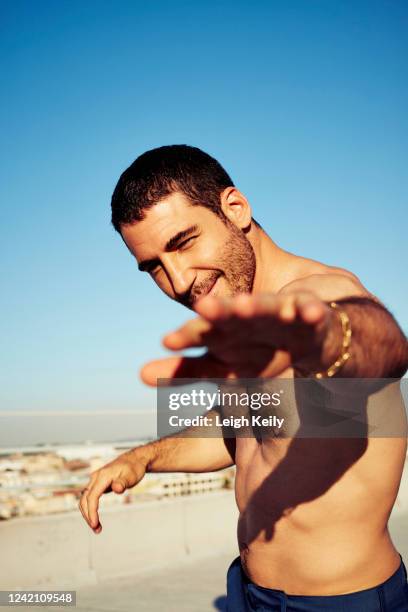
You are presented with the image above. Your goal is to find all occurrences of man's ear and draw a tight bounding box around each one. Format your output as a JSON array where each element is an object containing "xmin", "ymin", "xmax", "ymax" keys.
[{"xmin": 219, "ymin": 187, "xmax": 252, "ymax": 229}]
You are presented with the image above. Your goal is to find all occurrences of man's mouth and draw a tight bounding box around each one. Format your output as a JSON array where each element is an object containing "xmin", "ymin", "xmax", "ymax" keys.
[
  {"xmin": 178, "ymin": 273, "xmax": 223, "ymax": 308},
  {"xmin": 190, "ymin": 272, "xmax": 221, "ymax": 305},
  {"xmin": 206, "ymin": 274, "xmax": 220, "ymax": 297}
]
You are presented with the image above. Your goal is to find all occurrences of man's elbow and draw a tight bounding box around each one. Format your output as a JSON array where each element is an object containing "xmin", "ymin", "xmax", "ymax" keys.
[
  {"xmin": 384, "ymin": 329, "xmax": 408, "ymax": 379},
  {"xmin": 391, "ymin": 345, "xmax": 408, "ymax": 379}
]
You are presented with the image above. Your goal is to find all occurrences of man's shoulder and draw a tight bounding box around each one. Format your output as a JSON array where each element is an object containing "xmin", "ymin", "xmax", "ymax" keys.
[
  {"xmin": 290, "ymin": 255, "xmax": 360, "ymax": 279},
  {"xmin": 279, "ymin": 257, "xmax": 370, "ymax": 301}
]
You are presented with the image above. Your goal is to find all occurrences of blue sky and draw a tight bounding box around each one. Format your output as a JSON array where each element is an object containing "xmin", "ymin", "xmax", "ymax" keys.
[{"xmin": 1, "ymin": 0, "xmax": 407, "ymax": 415}]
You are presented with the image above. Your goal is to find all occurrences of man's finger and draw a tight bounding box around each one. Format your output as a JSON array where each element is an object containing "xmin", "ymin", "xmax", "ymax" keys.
[
  {"xmin": 79, "ymin": 497, "xmax": 101, "ymax": 533},
  {"xmin": 86, "ymin": 475, "xmax": 114, "ymax": 530},
  {"xmin": 79, "ymin": 486, "xmax": 92, "ymax": 528},
  {"xmin": 295, "ymin": 293, "xmax": 327, "ymax": 323},
  {"xmin": 80, "ymin": 489, "xmax": 95, "ymax": 530},
  {"xmin": 78, "ymin": 497, "xmax": 89, "ymax": 526},
  {"xmin": 111, "ymin": 479, "xmax": 127, "ymax": 494},
  {"xmin": 162, "ymin": 317, "xmax": 213, "ymax": 350},
  {"xmin": 194, "ymin": 295, "xmax": 237, "ymax": 321},
  {"xmin": 140, "ymin": 354, "xmax": 230, "ymax": 387},
  {"xmin": 242, "ymin": 294, "xmax": 287, "ymax": 319}
]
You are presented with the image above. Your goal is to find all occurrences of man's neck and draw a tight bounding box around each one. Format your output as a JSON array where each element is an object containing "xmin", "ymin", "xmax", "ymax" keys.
[{"xmin": 249, "ymin": 223, "xmax": 300, "ymax": 294}]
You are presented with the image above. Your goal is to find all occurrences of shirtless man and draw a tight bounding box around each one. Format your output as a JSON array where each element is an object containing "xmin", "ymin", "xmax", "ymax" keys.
[{"xmin": 79, "ymin": 145, "xmax": 408, "ymax": 610}]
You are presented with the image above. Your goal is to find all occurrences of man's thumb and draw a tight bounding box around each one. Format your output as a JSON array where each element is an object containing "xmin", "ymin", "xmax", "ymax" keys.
[{"xmin": 112, "ymin": 479, "xmax": 126, "ymax": 493}]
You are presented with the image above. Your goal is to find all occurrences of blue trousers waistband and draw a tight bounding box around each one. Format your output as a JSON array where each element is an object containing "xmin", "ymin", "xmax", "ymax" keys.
[{"xmin": 226, "ymin": 556, "xmax": 408, "ymax": 611}]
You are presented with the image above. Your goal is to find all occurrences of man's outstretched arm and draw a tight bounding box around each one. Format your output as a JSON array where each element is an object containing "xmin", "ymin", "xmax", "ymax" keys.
[
  {"xmin": 279, "ymin": 273, "xmax": 408, "ymax": 379},
  {"xmin": 297, "ymin": 295, "xmax": 408, "ymax": 379},
  {"xmin": 78, "ymin": 410, "xmax": 235, "ymax": 533},
  {"xmin": 139, "ymin": 271, "xmax": 408, "ymax": 384}
]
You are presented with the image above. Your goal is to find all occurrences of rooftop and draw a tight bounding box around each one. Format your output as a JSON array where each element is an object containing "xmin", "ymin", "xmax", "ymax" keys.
[{"xmin": 45, "ymin": 510, "xmax": 408, "ymax": 612}]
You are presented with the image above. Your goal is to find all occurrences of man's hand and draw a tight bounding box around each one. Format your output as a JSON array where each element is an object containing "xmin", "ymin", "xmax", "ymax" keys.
[
  {"xmin": 79, "ymin": 451, "xmax": 147, "ymax": 533},
  {"xmin": 141, "ymin": 291, "xmax": 332, "ymax": 385}
]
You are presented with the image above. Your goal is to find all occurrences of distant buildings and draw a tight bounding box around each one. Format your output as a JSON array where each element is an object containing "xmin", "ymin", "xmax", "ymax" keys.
[{"xmin": 0, "ymin": 443, "xmax": 235, "ymax": 520}]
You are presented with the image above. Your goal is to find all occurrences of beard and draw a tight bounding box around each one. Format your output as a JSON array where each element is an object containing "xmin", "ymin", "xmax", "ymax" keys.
[{"xmin": 184, "ymin": 221, "xmax": 256, "ymax": 308}]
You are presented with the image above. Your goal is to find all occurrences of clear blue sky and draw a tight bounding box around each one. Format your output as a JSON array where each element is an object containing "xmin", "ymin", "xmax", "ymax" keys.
[{"xmin": 1, "ymin": 0, "xmax": 407, "ymax": 414}]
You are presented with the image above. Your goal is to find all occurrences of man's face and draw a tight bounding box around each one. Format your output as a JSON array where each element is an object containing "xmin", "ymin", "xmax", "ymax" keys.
[{"xmin": 121, "ymin": 192, "xmax": 256, "ymax": 309}]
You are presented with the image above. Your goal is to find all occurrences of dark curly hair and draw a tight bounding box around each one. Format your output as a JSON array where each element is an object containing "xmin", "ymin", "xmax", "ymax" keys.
[{"xmin": 111, "ymin": 145, "xmax": 235, "ymax": 233}]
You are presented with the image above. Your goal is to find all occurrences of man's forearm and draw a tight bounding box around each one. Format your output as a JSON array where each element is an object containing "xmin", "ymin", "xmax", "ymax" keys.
[
  {"xmin": 128, "ymin": 409, "xmax": 235, "ymax": 473},
  {"xmin": 299, "ymin": 297, "xmax": 408, "ymax": 378}
]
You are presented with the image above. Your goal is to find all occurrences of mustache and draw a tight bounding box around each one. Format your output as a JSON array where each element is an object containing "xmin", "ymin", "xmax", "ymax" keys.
[{"xmin": 180, "ymin": 272, "xmax": 221, "ymax": 308}]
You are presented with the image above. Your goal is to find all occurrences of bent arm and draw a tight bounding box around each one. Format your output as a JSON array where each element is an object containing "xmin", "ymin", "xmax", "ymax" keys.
[
  {"xmin": 132, "ymin": 409, "xmax": 235, "ymax": 473},
  {"xmin": 79, "ymin": 409, "xmax": 235, "ymax": 532}
]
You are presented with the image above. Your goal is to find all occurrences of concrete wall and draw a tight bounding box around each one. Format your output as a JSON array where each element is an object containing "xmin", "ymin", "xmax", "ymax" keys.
[
  {"xmin": 0, "ymin": 491, "xmax": 238, "ymax": 590},
  {"xmin": 2, "ymin": 465, "xmax": 408, "ymax": 592}
]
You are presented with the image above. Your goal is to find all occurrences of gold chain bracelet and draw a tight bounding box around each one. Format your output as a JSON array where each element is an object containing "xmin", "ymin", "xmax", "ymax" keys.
[{"xmin": 314, "ymin": 301, "xmax": 352, "ymax": 379}]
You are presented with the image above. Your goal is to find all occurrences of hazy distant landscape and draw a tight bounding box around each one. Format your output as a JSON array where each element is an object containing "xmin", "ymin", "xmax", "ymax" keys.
[
  {"xmin": 0, "ymin": 410, "xmax": 156, "ymax": 447},
  {"xmin": 2, "ymin": 379, "xmax": 407, "ymax": 448}
]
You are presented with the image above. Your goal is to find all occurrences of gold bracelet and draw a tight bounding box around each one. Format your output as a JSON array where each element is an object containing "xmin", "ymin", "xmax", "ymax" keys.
[{"xmin": 314, "ymin": 301, "xmax": 352, "ymax": 379}]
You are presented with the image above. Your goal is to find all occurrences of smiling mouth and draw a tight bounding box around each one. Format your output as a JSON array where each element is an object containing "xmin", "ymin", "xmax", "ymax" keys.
[
  {"xmin": 203, "ymin": 274, "xmax": 222, "ymax": 298},
  {"xmin": 186, "ymin": 273, "xmax": 221, "ymax": 308}
]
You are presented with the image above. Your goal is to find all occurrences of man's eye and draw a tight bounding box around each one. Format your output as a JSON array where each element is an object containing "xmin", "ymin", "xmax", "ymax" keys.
[
  {"xmin": 147, "ymin": 263, "xmax": 161, "ymax": 275},
  {"xmin": 178, "ymin": 236, "xmax": 196, "ymax": 250}
]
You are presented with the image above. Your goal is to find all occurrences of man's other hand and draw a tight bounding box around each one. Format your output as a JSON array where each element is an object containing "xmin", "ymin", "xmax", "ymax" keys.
[{"xmin": 78, "ymin": 452, "xmax": 147, "ymax": 533}]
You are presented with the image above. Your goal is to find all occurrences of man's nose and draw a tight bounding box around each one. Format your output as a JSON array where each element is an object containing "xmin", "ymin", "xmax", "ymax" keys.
[{"xmin": 163, "ymin": 257, "xmax": 196, "ymax": 299}]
